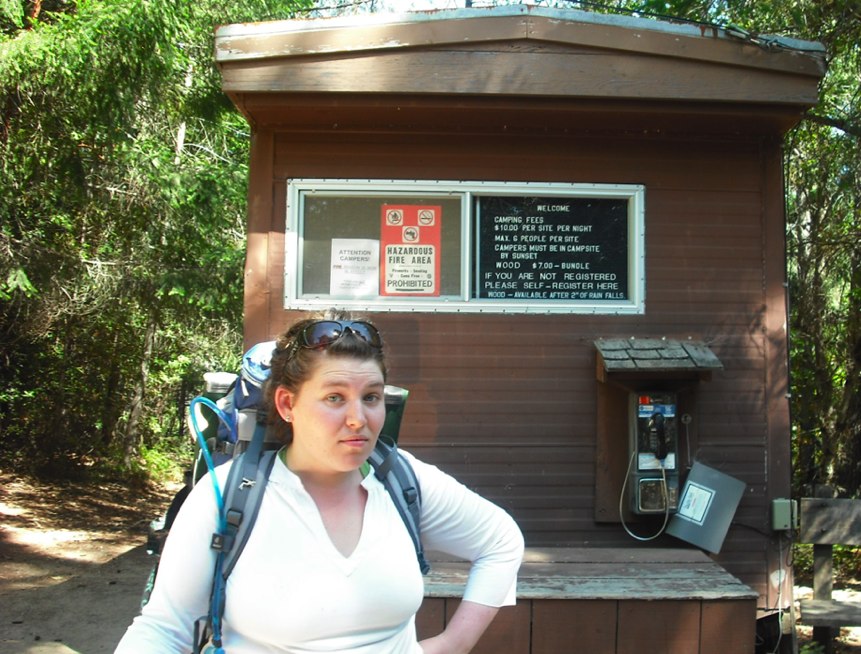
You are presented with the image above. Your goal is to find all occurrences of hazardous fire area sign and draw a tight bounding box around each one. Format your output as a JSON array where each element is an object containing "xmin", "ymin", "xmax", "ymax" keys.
[{"xmin": 380, "ymin": 205, "xmax": 441, "ymax": 296}]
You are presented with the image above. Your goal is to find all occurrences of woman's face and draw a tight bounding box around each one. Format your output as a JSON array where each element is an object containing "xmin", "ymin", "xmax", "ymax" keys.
[{"xmin": 274, "ymin": 354, "xmax": 386, "ymax": 475}]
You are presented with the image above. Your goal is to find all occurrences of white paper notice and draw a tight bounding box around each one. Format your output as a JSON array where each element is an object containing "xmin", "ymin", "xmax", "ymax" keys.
[
  {"xmin": 330, "ymin": 239, "xmax": 379, "ymax": 297},
  {"xmin": 677, "ymin": 482, "xmax": 715, "ymax": 525}
]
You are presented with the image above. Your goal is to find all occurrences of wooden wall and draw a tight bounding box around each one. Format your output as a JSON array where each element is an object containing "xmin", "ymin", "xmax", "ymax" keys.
[
  {"xmin": 416, "ymin": 597, "xmax": 755, "ymax": 654},
  {"xmin": 244, "ymin": 117, "xmax": 790, "ymax": 610}
]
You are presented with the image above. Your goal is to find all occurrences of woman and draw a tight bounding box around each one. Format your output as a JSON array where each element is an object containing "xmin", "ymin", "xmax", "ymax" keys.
[{"xmin": 116, "ymin": 310, "xmax": 524, "ymax": 653}]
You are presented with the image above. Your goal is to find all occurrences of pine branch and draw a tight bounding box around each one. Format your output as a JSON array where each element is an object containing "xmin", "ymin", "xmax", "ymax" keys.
[{"xmin": 802, "ymin": 111, "xmax": 861, "ymax": 139}]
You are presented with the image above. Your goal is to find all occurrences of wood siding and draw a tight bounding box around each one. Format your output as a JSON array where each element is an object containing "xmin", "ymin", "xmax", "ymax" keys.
[
  {"xmin": 242, "ymin": 124, "xmax": 789, "ymax": 609},
  {"xmin": 417, "ymin": 598, "xmax": 753, "ymax": 654},
  {"xmin": 206, "ymin": 15, "xmax": 833, "ymax": 654},
  {"xmin": 220, "ymin": 41, "xmax": 820, "ymax": 106},
  {"xmin": 216, "ymin": 9, "xmax": 824, "ymax": 105}
]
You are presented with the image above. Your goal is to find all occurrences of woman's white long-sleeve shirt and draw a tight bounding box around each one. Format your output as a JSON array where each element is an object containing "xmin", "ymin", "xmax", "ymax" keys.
[{"xmin": 115, "ymin": 450, "xmax": 524, "ymax": 653}]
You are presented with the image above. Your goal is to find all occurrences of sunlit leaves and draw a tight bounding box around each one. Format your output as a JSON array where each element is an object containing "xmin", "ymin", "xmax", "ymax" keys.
[
  {"xmin": 0, "ymin": 0, "xmax": 310, "ymax": 473},
  {"xmin": 1, "ymin": 267, "xmax": 38, "ymax": 299}
]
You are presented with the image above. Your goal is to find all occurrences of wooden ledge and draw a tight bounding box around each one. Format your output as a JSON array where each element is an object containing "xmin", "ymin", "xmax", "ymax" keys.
[
  {"xmin": 800, "ymin": 598, "xmax": 861, "ymax": 628},
  {"xmin": 424, "ymin": 547, "xmax": 757, "ymax": 601}
]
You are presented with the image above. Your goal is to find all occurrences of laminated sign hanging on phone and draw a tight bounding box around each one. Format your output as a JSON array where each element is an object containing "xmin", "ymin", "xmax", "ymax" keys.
[{"xmin": 380, "ymin": 205, "xmax": 441, "ymax": 296}]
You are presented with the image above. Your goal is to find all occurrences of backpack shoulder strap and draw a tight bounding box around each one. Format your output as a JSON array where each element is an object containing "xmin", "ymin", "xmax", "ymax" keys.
[
  {"xmin": 220, "ymin": 446, "xmax": 278, "ymax": 577},
  {"xmin": 209, "ymin": 419, "xmax": 273, "ymax": 564},
  {"xmin": 198, "ymin": 421, "xmax": 275, "ymax": 653},
  {"xmin": 368, "ymin": 436, "xmax": 430, "ymax": 574}
]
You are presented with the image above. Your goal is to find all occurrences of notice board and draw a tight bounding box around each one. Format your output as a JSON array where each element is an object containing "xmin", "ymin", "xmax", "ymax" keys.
[{"xmin": 475, "ymin": 196, "xmax": 630, "ymax": 302}]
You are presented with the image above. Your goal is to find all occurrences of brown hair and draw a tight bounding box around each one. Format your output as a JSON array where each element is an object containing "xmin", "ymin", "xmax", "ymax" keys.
[{"xmin": 263, "ymin": 309, "xmax": 387, "ymax": 444}]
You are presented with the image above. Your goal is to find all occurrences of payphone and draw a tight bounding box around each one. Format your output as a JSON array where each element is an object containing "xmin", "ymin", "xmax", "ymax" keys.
[
  {"xmin": 619, "ymin": 390, "xmax": 747, "ymax": 549},
  {"xmin": 629, "ymin": 392, "xmax": 679, "ymax": 514}
]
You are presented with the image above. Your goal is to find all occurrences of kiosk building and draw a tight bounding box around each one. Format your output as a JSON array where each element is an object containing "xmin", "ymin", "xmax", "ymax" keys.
[{"xmin": 215, "ymin": 6, "xmax": 826, "ymax": 652}]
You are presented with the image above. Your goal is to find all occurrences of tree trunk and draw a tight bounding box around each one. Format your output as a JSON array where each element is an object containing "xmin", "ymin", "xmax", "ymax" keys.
[
  {"xmin": 27, "ymin": 0, "xmax": 42, "ymax": 24},
  {"xmin": 100, "ymin": 328, "xmax": 123, "ymax": 450},
  {"xmin": 790, "ymin": 196, "xmax": 834, "ymax": 492},
  {"xmin": 122, "ymin": 317, "xmax": 157, "ymax": 466},
  {"xmin": 833, "ymin": 234, "xmax": 861, "ymax": 494}
]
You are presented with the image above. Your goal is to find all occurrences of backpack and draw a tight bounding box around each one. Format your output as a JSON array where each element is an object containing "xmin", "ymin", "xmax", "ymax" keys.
[
  {"xmin": 187, "ymin": 342, "xmax": 279, "ymax": 485},
  {"xmin": 215, "ymin": 341, "xmax": 275, "ymax": 449},
  {"xmin": 188, "ymin": 344, "xmax": 429, "ymax": 654}
]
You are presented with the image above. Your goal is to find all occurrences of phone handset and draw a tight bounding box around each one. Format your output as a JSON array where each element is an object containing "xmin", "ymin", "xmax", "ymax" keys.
[{"xmin": 648, "ymin": 412, "xmax": 668, "ymax": 461}]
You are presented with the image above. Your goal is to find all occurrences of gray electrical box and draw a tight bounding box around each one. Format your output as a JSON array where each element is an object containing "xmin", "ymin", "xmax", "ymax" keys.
[
  {"xmin": 771, "ymin": 498, "xmax": 797, "ymax": 531},
  {"xmin": 666, "ymin": 461, "xmax": 746, "ymax": 554}
]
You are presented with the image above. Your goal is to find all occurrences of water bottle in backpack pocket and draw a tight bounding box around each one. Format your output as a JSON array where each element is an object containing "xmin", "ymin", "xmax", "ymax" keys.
[{"xmin": 215, "ymin": 340, "xmax": 276, "ymax": 451}]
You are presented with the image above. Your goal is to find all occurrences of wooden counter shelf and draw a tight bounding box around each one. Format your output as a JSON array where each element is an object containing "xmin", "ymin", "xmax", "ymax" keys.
[{"xmin": 417, "ymin": 547, "xmax": 757, "ymax": 654}]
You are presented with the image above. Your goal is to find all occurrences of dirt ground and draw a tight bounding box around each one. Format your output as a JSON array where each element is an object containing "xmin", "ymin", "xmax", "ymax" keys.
[
  {"xmin": 1, "ymin": 469, "xmax": 861, "ymax": 654},
  {"xmin": 0, "ymin": 470, "xmax": 179, "ymax": 654}
]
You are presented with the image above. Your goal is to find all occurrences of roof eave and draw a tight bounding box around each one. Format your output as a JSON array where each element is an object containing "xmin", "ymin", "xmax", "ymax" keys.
[{"xmin": 214, "ymin": 5, "xmax": 826, "ymax": 80}]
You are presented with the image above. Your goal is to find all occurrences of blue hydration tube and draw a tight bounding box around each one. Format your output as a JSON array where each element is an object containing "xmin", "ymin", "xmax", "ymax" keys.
[
  {"xmin": 187, "ymin": 395, "xmax": 235, "ymax": 653},
  {"xmin": 188, "ymin": 396, "xmax": 232, "ymax": 531}
]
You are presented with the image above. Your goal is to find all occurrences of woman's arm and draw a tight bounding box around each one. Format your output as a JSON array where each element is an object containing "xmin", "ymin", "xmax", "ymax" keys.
[
  {"xmin": 406, "ymin": 451, "xmax": 524, "ymax": 608},
  {"xmin": 404, "ymin": 451, "xmax": 524, "ymax": 652},
  {"xmin": 115, "ymin": 470, "xmax": 224, "ymax": 653},
  {"xmin": 418, "ymin": 601, "xmax": 500, "ymax": 654}
]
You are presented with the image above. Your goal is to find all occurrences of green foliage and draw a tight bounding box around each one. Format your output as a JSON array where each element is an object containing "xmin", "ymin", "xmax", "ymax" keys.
[
  {"xmin": 794, "ymin": 543, "xmax": 861, "ymax": 586},
  {"xmin": 568, "ymin": 0, "xmax": 860, "ymax": 502},
  {"xmin": 0, "ymin": 0, "xmax": 24, "ymax": 31},
  {"xmin": 0, "ymin": 0, "xmax": 857, "ymax": 491},
  {"xmin": 779, "ymin": 5, "xmax": 861, "ymax": 495},
  {"xmin": 614, "ymin": 1, "xmax": 861, "ymax": 498},
  {"xmin": 136, "ymin": 443, "xmax": 189, "ymax": 485},
  {"xmin": 800, "ymin": 642, "xmax": 826, "ymax": 654},
  {"xmin": 0, "ymin": 0, "xmax": 311, "ymax": 476}
]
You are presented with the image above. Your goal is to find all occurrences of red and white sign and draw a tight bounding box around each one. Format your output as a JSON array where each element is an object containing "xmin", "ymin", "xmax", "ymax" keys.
[{"xmin": 380, "ymin": 205, "xmax": 441, "ymax": 296}]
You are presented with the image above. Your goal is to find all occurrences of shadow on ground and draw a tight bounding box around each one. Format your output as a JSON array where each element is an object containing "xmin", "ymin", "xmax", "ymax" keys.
[
  {"xmin": 0, "ymin": 471, "xmax": 177, "ymax": 654},
  {"xmin": 0, "ymin": 543, "xmax": 154, "ymax": 654}
]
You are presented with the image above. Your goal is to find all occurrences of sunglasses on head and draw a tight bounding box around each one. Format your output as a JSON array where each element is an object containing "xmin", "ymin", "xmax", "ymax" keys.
[{"xmin": 288, "ymin": 320, "xmax": 383, "ymax": 358}]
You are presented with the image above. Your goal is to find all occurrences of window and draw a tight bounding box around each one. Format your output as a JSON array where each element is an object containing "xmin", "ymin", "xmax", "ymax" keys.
[{"xmin": 285, "ymin": 180, "xmax": 645, "ymax": 314}]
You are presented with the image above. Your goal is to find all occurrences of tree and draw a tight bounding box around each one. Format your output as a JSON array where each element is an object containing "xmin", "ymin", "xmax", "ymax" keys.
[
  {"xmin": 0, "ymin": 0, "xmax": 311, "ymax": 474},
  {"xmin": 730, "ymin": 0, "xmax": 861, "ymax": 496},
  {"xmin": 609, "ymin": 0, "xmax": 861, "ymax": 496},
  {"xmin": 1, "ymin": 0, "xmax": 857, "ymax": 486}
]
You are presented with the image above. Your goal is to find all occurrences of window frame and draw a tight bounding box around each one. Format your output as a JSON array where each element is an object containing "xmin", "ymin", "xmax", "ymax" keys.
[{"xmin": 285, "ymin": 179, "xmax": 645, "ymax": 315}]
